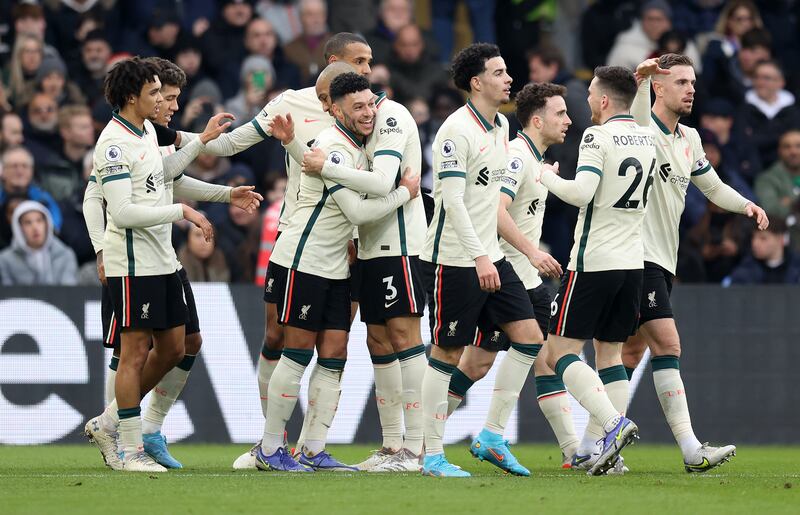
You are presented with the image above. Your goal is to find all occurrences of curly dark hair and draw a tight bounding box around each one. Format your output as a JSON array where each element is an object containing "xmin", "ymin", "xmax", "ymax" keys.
[
  {"xmin": 144, "ymin": 56, "xmax": 186, "ymax": 89},
  {"xmin": 103, "ymin": 56, "xmax": 161, "ymax": 109},
  {"xmin": 330, "ymin": 72, "xmax": 371, "ymax": 103},
  {"xmin": 515, "ymin": 82, "xmax": 567, "ymax": 127},
  {"xmin": 593, "ymin": 65, "xmax": 638, "ymax": 109},
  {"xmin": 324, "ymin": 32, "xmax": 369, "ymax": 62},
  {"xmin": 451, "ymin": 43, "xmax": 501, "ymax": 92}
]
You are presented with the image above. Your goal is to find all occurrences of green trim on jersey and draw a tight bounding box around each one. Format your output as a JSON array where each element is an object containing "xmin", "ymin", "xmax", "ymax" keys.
[
  {"xmin": 466, "ymin": 99, "xmax": 502, "ymax": 132},
  {"xmin": 517, "ymin": 130, "xmax": 543, "ymax": 161},
  {"xmin": 605, "ymin": 114, "xmax": 636, "ymax": 123},
  {"xmin": 431, "ymin": 205, "xmax": 447, "ymax": 263},
  {"xmin": 376, "ymin": 91, "xmax": 387, "ymax": 107},
  {"xmin": 650, "ymin": 112, "xmax": 681, "ymax": 136},
  {"xmin": 438, "ymin": 171, "xmax": 466, "ymax": 179},
  {"xmin": 374, "ymin": 149, "xmax": 402, "ymax": 160},
  {"xmin": 88, "ymin": 175, "xmax": 97, "ymax": 183},
  {"xmin": 112, "ymin": 112, "xmax": 145, "ymax": 138},
  {"xmin": 291, "ymin": 190, "xmax": 330, "ymax": 269},
  {"xmin": 174, "ymin": 172, "xmax": 184, "ymax": 181},
  {"xmin": 101, "ymin": 173, "xmax": 132, "ymax": 184},
  {"xmin": 500, "ymin": 186, "xmax": 516, "ymax": 199},
  {"xmin": 691, "ymin": 163, "xmax": 712, "ymax": 177},
  {"xmin": 328, "ymin": 184, "xmax": 345, "ymax": 194},
  {"xmin": 576, "ymin": 198, "xmax": 595, "ymax": 272},
  {"xmin": 125, "ymin": 229, "xmax": 135, "ymax": 275},
  {"xmin": 334, "ymin": 120, "xmax": 365, "ymax": 148},
  {"xmin": 577, "ymin": 165, "xmax": 603, "ymax": 176},
  {"xmin": 251, "ymin": 118, "xmax": 268, "ymax": 140}
]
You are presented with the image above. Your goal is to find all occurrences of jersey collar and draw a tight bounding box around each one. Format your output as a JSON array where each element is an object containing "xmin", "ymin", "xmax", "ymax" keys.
[
  {"xmin": 111, "ymin": 110, "xmax": 146, "ymax": 138},
  {"xmin": 650, "ymin": 111, "xmax": 683, "ymax": 137},
  {"xmin": 375, "ymin": 91, "xmax": 387, "ymax": 109},
  {"xmin": 466, "ymin": 99, "xmax": 502, "ymax": 133},
  {"xmin": 604, "ymin": 114, "xmax": 636, "ymax": 124},
  {"xmin": 517, "ymin": 131, "xmax": 543, "ymax": 162},
  {"xmin": 334, "ymin": 119, "xmax": 365, "ymax": 148}
]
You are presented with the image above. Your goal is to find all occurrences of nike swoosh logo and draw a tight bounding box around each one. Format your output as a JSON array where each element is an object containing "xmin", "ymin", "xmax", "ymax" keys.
[
  {"xmin": 305, "ymin": 118, "xmax": 319, "ymax": 123},
  {"xmin": 385, "ymin": 299, "xmax": 399, "ymax": 308},
  {"xmin": 479, "ymin": 145, "xmax": 488, "ymax": 153},
  {"xmin": 139, "ymin": 153, "xmax": 146, "ymax": 160},
  {"xmin": 488, "ymin": 448, "xmax": 504, "ymax": 462},
  {"xmin": 280, "ymin": 393, "xmax": 298, "ymax": 398}
]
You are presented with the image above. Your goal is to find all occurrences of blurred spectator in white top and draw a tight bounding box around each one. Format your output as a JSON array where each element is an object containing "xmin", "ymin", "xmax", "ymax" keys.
[{"xmin": 256, "ymin": 0, "xmax": 302, "ymax": 46}]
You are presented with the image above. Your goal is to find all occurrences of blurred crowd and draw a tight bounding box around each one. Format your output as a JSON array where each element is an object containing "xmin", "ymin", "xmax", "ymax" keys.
[{"xmin": 0, "ymin": 0, "xmax": 798, "ymax": 287}]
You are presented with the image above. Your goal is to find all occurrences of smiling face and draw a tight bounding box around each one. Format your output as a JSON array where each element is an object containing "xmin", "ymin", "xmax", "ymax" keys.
[
  {"xmin": 152, "ymin": 83, "xmax": 181, "ymax": 126},
  {"xmin": 653, "ymin": 64, "xmax": 696, "ymax": 117},
  {"xmin": 332, "ymin": 88, "xmax": 377, "ymax": 137},
  {"xmin": 473, "ymin": 56, "xmax": 512, "ymax": 106}
]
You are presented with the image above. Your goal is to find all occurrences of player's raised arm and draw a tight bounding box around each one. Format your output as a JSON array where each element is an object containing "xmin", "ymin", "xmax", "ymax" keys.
[{"xmin": 161, "ymin": 112, "xmax": 233, "ymax": 180}]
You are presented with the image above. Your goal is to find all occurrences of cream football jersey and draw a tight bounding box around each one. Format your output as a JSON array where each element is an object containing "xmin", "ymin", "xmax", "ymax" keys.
[
  {"xmin": 498, "ymin": 131, "xmax": 548, "ymax": 289},
  {"xmin": 421, "ymin": 100, "xmax": 509, "ymax": 267},
  {"xmin": 568, "ymin": 115, "xmax": 657, "ymax": 272},
  {"xmin": 269, "ymin": 121, "xmax": 369, "ymax": 279},
  {"xmin": 93, "ymin": 113, "xmax": 182, "ymax": 277}
]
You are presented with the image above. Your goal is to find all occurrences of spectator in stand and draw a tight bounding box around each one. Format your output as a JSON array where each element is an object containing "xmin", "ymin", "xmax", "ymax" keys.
[
  {"xmin": 178, "ymin": 223, "xmax": 231, "ymax": 283},
  {"xmin": 58, "ymin": 146, "xmax": 95, "ymax": 267},
  {"xmin": 738, "ymin": 59, "xmax": 800, "ymax": 168},
  {"xmin": 0, "ymin": 111, "xmax": 24, "ymax": 153},
  {"xmin": 254, "ymin": 172, "xmax": 285, "ymax": 285},
  {"xmin": 422, "ymin": 87, "xmax": 462, "ymax": 190},
  {"xmin": 174, "ymin": 35, "xmax": 224, "ymax": 126},
  {"xmin": 370, "ymin": 63, "xmax": 393, "ymax": 99},
  {"xmin": 755, "ymin": 129, "xmax": 800, "ymax": 251},
  {"xmin": 606, "ymin": 0, "xmax": 701, "ymax": 72},
  {"xmin": 71, "ymin": 30, "xmax": 111, "ymax": 110},
  {"xmin": 686, "ymin": 203, "xmax": 752, "ymax": 283},
  {"xmin": 670, "ymin": 0, "xmax": 726, "ymax": 39},
  {"xmin": 24, "ymin": 92, "xmax": 61, "ymax": 155},
  {"xmin": 699, "ymin": 97, "xmax": 762, "ymax": 183},
  {"xmin": 255, "ymin": 0, "xmax": 302, "ymax": 46},
  {"xmin": 137, "ymin": 8, "xmax": 183, "ymax": 62},
  {"xmin": 0, "ymin": 193, "xmax": 28, "ymax": 251},
  {"xmin": 4, "ymin": 34, "xmax": 44, "ymax": 108},
  {"xmin": 283, "ymin": 0, "xmax": 331, "ymax": 87},
  {"xmin": 701, "ymin": 1, "xmax": 762, "ymax": 93},
  {"xmin": 0, "ymin": 199, "xmax": 77, "ymax": 285},
  {"xmin": 244, "ymin": 17, "xmax": 301, "ymax": 90},
  {"xmin": 431, "ymin": 0, "xmax": 496, "ymax": 63},
  {"xmin": 726, "ymin": 217, "xmax": 800, "ymax": 284},
  {"xmin": 701, "ymin": 27, "xmax": 771, "ymax": 106},
  {"xmin": 0, "ymin": 146, "xmax": 62, "ymax": 232},
  {"xmin": 33, "ymin": 105, "xmax": 94, "ymax": 202},
  {"xmin": 327, "ymin": 0, "xmax": 377, "ymax": 35},
  {"xmin": 11, "ymin": 2, "xmax": 61, "ymax": 61},
  {"xmin": 216, "ymin": 195, "xmax": 261, "ymax": 283},
  {"xmin": 35, "ymin": 54, "xmax": 85, "ymax": 107},
  {"xmin": 202, "ymin": 0, "xmax": 254, "ymax": 99},
  {"xmin": 186, "ymin": 152, "xmax": 233, "ymax": 185},
  {"xmin": 42, "ymin": 0, "xmax": 120, "ymax": 72},
  {"xmin": 388, "ymin": 24, "xmax": 448, "ymax": 104},
  {"xmin": 580, "ymin": 0, "xmax": 640, "ymax": 71},
  {"xmin": 224, "ymin": 56, "xmax": 275, "ymax": 128},
  {"xmin": 367, "ymin": 0, "xmax": 437, "ymax": 65},
  {"xmin": 648, "ymin": 29, "xmax": 689, "ymax": 59}
]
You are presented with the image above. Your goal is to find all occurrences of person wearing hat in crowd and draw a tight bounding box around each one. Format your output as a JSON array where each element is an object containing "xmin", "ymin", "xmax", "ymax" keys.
[
  {"xmin": 700, "ymin": 97, "xmax": 762, "ymax": 183},
  {"xmin": 0, "ymin": 199, "xmax": 76, "ymax": 285},
  {"xmin": 36, "ymin": 54, "xmax": 85, "ymax": 106},
  {"xmin": 202, "ymin": 0, "xmax": 256, "ymax": 99},
  {"xmin": 70, "ymin": 29, "xmax": 112, "ymax": 109},
  {"xmin": 607, "ymin": 0, "xmax": 701, "ymax": 72},
  {"xmin": 134, "ymin": 7, "xmax": 183, "ymax": 62}
]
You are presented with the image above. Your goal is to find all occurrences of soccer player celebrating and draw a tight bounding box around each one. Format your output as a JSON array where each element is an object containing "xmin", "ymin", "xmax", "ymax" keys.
[
  {"xmin": 83, "ymin": 57, "xmax": 230, "ymax": 472},
  {"xmin": 256, "ymin": 71, "xmax": 418, "ymax": 472},
  {"xmin": 299, "ymin": 78, "xmax": 428, "ymax": 473},
  {"xmin": 542, "ymin": 65, "xmax": 654, "ymax": 476},
  {"xmin": 84, "ymin": 57, "xmax": 262, "ymax": 470},
  {"xmin": 621, "ymin": 54, "xmax": 768, "ymax": 472},
  {"xmin": 419, "ymin": 43, "xmax": 544, "ymax": 478},
  {"xmin": 231, "ymin": 33, "xmax": 374, "ymax": 470},
  {"xmin": 444, "ymin": 82, "xmax": 580, "ymax": 468}
]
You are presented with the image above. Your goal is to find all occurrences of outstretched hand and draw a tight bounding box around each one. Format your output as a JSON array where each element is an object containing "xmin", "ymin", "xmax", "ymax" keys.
[
  {"xmin": 635, "ymin": 58, "xmax": 670, "ymax": 84},
  {"xmin": 268, "ymin": 113, "xmax": 295, "ymax": 145},
  {"xmin": 231, "ymin": 185, "xmax": 264, "ymax": 214},
  {"xmin": 745, "ymin": 202, "xmax": 769, "ymax": 230},
  {"xmin": 199, "ymin": 112, "xmax": 234, "ymax": 144}
]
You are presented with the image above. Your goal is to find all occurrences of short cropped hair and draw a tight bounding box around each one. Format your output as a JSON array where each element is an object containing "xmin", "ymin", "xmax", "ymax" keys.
[
  {"xmin": 657, "ymin": 53, "xmax": 694, "ymax": 70},
  {"xmin": 741, "ymin": 28, "xmax": 771, "ymax": 50},
  {"xmin": 103, "ymin": 57, "xmax": 161, "ymax": 109},
  {"xmin": 526, "ymin": 45, "xmax": 565, "ymax": 71},
  {"xmin": 324, "ymin": 32, "xmax": 369, "ymax": 62},
  {"xmin": 515, "ymin": 82, "xmax": 566, "ymax": 127},
  {"xmin": 145, "ymin": 57, "xmax": 186, "ymax": 89},
  {"xmin": 451, "ymin": 43, "xmax": 501, "ymax": 92},
  {"xmin": 57, "ymin": 104, "xmax": 92, "ymax": 130},
  {"xmin": 593, "ymin": 65, "xmax": 638, "ymax": 109},
  {"xmin": 329, "ymin": 72, "xmax": 371, "ymax": 103}
]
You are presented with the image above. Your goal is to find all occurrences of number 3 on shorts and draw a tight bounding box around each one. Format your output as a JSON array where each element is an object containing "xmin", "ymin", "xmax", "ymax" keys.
[{"xmin": 383, "ymin": 275, "xmax": 397, "ymax": 301}]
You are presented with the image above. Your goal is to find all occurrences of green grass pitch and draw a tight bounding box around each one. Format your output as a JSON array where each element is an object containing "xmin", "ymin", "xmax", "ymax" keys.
[{"xmin": 2, "ymin": 444, "xmax": 798, "ymax": 514}]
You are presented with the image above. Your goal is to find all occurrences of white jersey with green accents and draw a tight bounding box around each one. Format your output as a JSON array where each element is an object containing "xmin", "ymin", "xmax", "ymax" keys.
[
  {"xmin": 93, "ymin": 114, "xmax": 179, "ymax": 277},
  {"xmin": 249, "ymin": 87, "xmax": 330, "ymax": 231},
  {"xmin": 355, "ymin": 92, "xmax": 426, "ymax": 259},
  {"xmin": 568, "ymin": 114, "xmax": 657, "ymax": 272},
  {"xmin": 641, "ymin": 112, "xmax": 712, "ymax": 273},
  {"xmin": 421, "ymin": 100, "xmax": 509, "ymax": 267},
  {"xmin": 269, "ymin": 122, "xmax": 367, "ymax": 279},
  {"xmin": 498, "ymin": 131, "xmax": 548, "ymax": 289}
]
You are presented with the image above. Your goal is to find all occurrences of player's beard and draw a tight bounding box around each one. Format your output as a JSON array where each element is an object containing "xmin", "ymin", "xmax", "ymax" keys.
[
  {"xmin": 669, "ymin": 97, "xmax": 693, "ymax": 117},
  {"xmin": 343, "ymin": 112, "xmax": 372, "ymax": 138}
]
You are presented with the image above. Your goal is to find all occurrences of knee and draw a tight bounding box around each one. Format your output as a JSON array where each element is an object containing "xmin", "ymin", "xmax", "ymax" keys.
[
  {"xmin": 460, "ymin": 359, "xmax": 491, "ymax": 381},
  {"xmin": 184, "ymin": 333, "xmax": 202, "ymax": 355},
  {"xmin": 367, "ymin": 332, "xmax": 393, "ymax": 356},
  {"xmin": 652, "ymin": 336, "xmax": 681, "ymax": 358},
  {"xmin": 265, "ymin": 327, "xmax": 283, "ymax": 350},
  {"xmin": 165, "ymin": 345, "xmax": 185, "ymax": 367}
]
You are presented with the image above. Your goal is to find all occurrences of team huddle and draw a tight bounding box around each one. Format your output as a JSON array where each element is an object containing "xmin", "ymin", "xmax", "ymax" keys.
[{"xmin": 82, "ymin": 33, "xmax": 768, "ymax": 477}]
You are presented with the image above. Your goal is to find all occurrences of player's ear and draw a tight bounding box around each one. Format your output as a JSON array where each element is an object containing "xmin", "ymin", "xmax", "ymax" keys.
[{"xmin": 471, "ymin": 75, "xmax": 481, "ymax": 93}]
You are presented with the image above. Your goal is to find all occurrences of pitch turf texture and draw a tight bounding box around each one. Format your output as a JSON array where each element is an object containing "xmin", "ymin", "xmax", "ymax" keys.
[{"xmin": 2, "ymin": 444, "xmax": 798, "ymax": 514}]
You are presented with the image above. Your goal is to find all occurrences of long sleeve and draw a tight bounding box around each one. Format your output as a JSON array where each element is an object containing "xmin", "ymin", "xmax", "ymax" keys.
[
  {"xmin": 162, "ymin": 137, "xmax": 207, "ymax": 181},
  {"xmin": 631, "ymin": 77, "xmax": 652, "ymax": 126},
  {"xmin": 692, "ymin": 167, "xmax": 750, "ymax": 214},
  {"xmin": 283, "ymin": 137, "xmax": 309, "ymax": 165},
  {"xmin": 173, "ymin": 173, "xmax": 232, "ymax": 203},
  {"xmin": 326, "ymin": 179, "xmax": 410, "ymax": 226},
  {"xmin": 440, "ymin": 175, "xmax": 486, "ymax": 259},
  {"xmin": 322, "ymin": 152, "xmax": 399, "ymax": 196},
  {"xmin": 179, "ymin": 120, "xmax": 265, "ymax": 157},
  {"xmin": 103, "ymin": 176, "xmax": 184, "ymax": 228},
  {"xmin": 540, "ymin": 168, "xmax": 601, "ymax": 207},
  {"xmin": 82, "ymin": 175, "xmax": 106, "ymax": 254}
]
